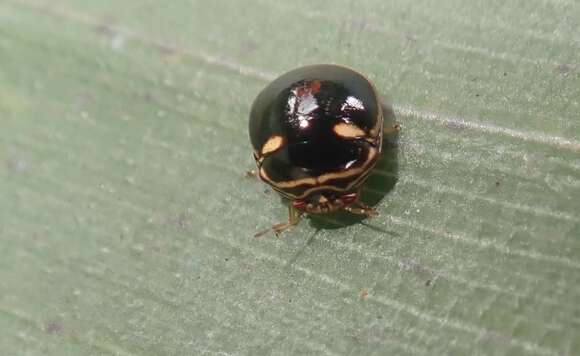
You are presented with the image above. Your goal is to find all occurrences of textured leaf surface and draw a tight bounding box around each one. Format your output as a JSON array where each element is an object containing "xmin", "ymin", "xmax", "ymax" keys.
[{"xmin": 1, "ymin": 1, "xmax": 580, "ymax": 355}]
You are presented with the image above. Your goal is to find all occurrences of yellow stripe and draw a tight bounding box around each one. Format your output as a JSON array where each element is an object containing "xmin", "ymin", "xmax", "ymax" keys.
[{"xmin": 259, "ymin": 145, "xmax": 379, "ymax": 199}]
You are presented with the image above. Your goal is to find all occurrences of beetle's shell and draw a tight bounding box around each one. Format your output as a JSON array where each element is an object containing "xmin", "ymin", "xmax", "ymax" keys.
[{"xmin": 249, "ymin": 64, "xmax": 383, "ymax": 199}]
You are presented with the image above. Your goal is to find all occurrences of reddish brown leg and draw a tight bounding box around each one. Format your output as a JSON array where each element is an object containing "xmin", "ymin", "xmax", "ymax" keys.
[
  {"xmin": 245, "ymin": 169, "xmax": 258, "ymax": 178},
  {"xmin": 384, "ymin": 123, "xmax": 401, "ymax": 135},
  {"xmin": 344, "ymin": 201, "xmax": 378, "ymax": 217},
  {"xmin": 255, "ymin": 205, "xmax": 302, "ymax": 238},
  {"xmin": 344, "ymin": 190, "xmax": 378, "ymax": 218}
]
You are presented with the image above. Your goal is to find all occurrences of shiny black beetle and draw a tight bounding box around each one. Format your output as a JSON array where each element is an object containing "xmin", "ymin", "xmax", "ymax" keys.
[{"xmin": 249, "ymin": 64, "xmax": 399, "ymax": 237}]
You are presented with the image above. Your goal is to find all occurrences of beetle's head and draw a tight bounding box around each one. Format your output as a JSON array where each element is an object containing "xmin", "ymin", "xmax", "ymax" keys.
[{"xmin": 292, "ymin": 191, "xmax": 358, "ymax": 214}]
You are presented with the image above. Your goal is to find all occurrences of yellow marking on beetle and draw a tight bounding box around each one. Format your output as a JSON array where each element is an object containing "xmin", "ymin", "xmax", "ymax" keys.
[
  {"xmin": 317, "ymin": 147, "xmax": 377, "ymax": 184},
  {"xmin": 261, "ymin": 135, "xmax": 285, "ymax": 155},
  {"xmin": 369, "ymin": 105, "xmax": 384, "ymax": 139},
  {"xmin": 271, "ymin": 185, "xmax": 349, "ymax": 200},
  {"xmin": 333, "ymin": 122, "xmax": 366, "ymax": 138},
  {"xmin": 253, "ymin": 150, "xmax": 265, "ymax": 164},
  {"xmin": 259, "ymin": 168, "xmax": 318, "ymax": 188},
  {"xmin": 259, "ymin": 146, "xmax": 379, "ymax": 199}
]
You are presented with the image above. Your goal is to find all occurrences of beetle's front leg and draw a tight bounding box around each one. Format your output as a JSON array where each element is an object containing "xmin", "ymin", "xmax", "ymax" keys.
[
  {"xmin": 344, "ymin": 189, "xmax": 378, "ymax": 218},
  {"xmin": 344, "ymin": 201, "xmax": 378, "ymax": 217},
  {"xmin": 245, "ymin": 169, "xmax": 258, "ymax": 178},
  {"xmin": 254, "ymin": 205, "xmax": 302, "ymax": 238},
  {"xmin": 384, "ymin": 123, "xmax": 401, "ymax": 135}
]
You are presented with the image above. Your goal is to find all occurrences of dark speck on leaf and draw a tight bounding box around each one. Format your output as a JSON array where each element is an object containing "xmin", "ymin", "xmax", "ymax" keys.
[
  {"xmin": 404, "ymin": 33, "xmax": 418, "ymax": 43},
  {"xmin": 45, "ymin": 322, "xmax": 64, "ymax": 334},
  {"xmin": 156, "ymin": 42, "xmax": 181, "ymax": 56},
  {"xmin": 6, "ymin": 159, "xmax": 27, "ymax": 172},
  {"xmin": 425, "ymin": 279, "xmax": 432, "ymax": 286},
  {"xmin": 443, "ymin": 120, "xmax": 467, "ymax": 131},
  {"xmin": 495, "ymin": 180, "xmax": 501, "ymax": 187},
  {"xmin": 94, "ymin": 16, "xmax": 117, "ymax": 37},
  {"xmin": 479, "ymin": 331, "xmax": 513, "ymax": 345},
  {"xmin": 503, "ymin": 72, "xmax": 508, "ymax": 76},
  {"xmin": 143, "ymin": 91, "xmax": 154, "ymax": 101},
  {"xmin": 555, "ymin": 63, "xmax": 576, "ymax": 75},
  {"xmin": 165, "ymin": 212, "xmax": 191, "ymax": 230},
  {"xmin": 240, "ymin": 40, "xmax": 258, "ymax": 54},
  {"xmin": 75, "ymin": 91, "xmax": 95, "ymax": 108}
]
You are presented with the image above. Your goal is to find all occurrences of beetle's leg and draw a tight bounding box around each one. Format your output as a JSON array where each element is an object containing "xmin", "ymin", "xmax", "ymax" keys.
[
  {"xmin": 254, "ymin": 205, "xmax": 302, "ymax": 238},
  {"xmin": 344, "ymin": 191, "xmax": 378, "ymax": 217},
  {"xmin": 245, "ymin": 169, "xmax": 258, "ymax": 178},
  {"xmin": 384, "ymin": 123, "xmax": 401, "ymax": 135},
  {"xmin": 344, "ymin": 202, "xmax": 378, "ymax": 217},
  {"xmin": 246, "ymin": 152, "xmax": 263, "ymax": 178}
]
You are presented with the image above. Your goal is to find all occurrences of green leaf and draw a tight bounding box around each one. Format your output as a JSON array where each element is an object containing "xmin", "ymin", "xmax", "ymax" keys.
[{"xmin": 1, "ymin": 0, "xmax": 579, "ymax": 355}]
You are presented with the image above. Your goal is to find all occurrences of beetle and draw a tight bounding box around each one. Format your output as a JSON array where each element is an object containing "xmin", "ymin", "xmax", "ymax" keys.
[{"xmin": 248, "ymin": 64, "xmax": 399, "ymax": 237}]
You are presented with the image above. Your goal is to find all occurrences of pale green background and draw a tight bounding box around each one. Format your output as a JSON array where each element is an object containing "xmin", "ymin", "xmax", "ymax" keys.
[{"xmin": 1, "ymin": 0, "xmax": 579, "ymax": 355}]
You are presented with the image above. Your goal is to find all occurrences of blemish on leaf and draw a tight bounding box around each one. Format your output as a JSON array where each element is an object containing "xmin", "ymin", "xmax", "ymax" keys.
[
  {"xmin": 75, "ymin": 91, "xmax": 95, "ymax": 108},
  {"xmin": 155, "ymin": 42, "xmax": 185, "ymax": 62},
  {"xmin": 94, "ymin": 16, "xmax": 116, "ymax": 37},
  {"xmin": 399, "ymin": 259, "xmax": 442, "ymax": 286},
  {"xmin": 555, "ymin": 63, "xmax": 576, "ymax": 76},
  {"xmin": 240, "ymin": 40, "xmax": 258, "ymax": 54},
  {"xmin": 165, "ymin": 212, "xmax": 192, "ymax": 231},
  {"xmin": 45, "ymin": 321, "xmax": 64, "ymax": 335},
  {"xmin": 478, "ymin": 331, "xmax": 513, "ymax": 345},
  {"xmin": 5, "ymin": 159, "xmax": 28, "ymax": 172}
]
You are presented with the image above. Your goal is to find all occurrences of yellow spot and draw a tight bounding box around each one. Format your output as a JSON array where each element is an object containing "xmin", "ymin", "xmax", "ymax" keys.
[
  {"xmin": 333, "ymin": 122, "xmax": 366, "ymax": 138},
  {"xmin": 261, "ymin": 135, "xmax": 284, "ymax": 155}
]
